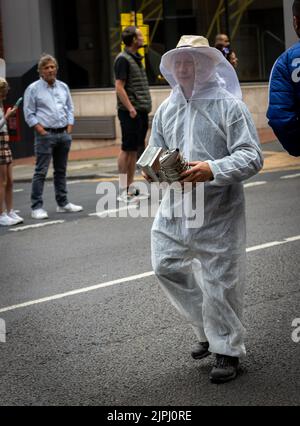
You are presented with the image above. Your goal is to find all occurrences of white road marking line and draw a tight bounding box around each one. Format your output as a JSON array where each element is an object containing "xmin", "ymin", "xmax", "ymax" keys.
[
  {"xmin": 13, "ymin": 189, "xmax": 24, "ymax": 193},
  {"xmin": 246, "ymin": 235, "xmax": 300, "ymax": 252},
  {"xmin": 1, "ymin": 235, "xmax": 300, "ymax": 314},
  {"xmin": 13, "ymin": 165, "xmax": 28, "ymax": 169},
  {"xmin": 89, "ymin": 205, "xmax": 138, "ymax": 217},
  {"xmin": 67, "ymin": 180, "xmax": 87, "ymax": 185},
  {"xmin": 244, "ymin": 181, "xmax": 267, "ymax": 188},
  {"xmin": 0, "ymin": 272, "xmax": 155, "ymax": 314},
  {"xmin": 90, "ymin": 176, "xmax": 143, "ymax": 183},
  {"xmin": 285, "ymin": 235, "xmax": 300, "ymax": 242},
  {"xmin": 47, "ymin": 181, "xmax": 87, "ymax": 187},
  {"xmin": 9, "ymin": 221, "xmax": 65, "ymax": 232},
  {"xmin": 68, "ymin": 164, "xmax": 95, "ymax": 171},
  {"xmin": 280, "ymin": 173, "xmax": 300, "ymax": 180}
]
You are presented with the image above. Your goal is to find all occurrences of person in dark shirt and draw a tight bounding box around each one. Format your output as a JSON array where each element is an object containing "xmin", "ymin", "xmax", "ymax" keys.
[
  {"xmin": 214, "ymin": 33, "xmax": 231, "ymax": 57},
  {"xmin": 114, "ymin": 26, "xmax": 152, "ymax": 203}
]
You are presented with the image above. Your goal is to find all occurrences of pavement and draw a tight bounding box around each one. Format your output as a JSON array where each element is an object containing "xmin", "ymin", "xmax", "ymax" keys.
[
  {"xmin": 2, "ymin": 127, "xmax": 300, "ymax": 406},
  {"xmin": 1, "ymin": 151, "xmax": 300, "ymax": 406},
  {"xmin": 12, "ymin": 128, "xmax": 300, "ymax": 182}
]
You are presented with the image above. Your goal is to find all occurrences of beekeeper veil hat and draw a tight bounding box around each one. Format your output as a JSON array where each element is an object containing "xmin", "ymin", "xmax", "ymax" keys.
[{"xmin": 160, "ymin": 35, "xmax": 242, "ymax": 100}]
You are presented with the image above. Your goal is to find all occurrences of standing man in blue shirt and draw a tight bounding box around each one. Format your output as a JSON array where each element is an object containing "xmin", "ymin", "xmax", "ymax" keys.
[
  {"xmin": 24, "ymin": 54, "xmax": 83, "ymax": 220},
  {"xmin": 267, "ymin": 0, "xmax": 300, "ymax": 157}
]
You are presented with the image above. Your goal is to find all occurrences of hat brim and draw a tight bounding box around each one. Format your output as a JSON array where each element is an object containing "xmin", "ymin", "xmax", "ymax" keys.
[
  {"xmin": 159, "ymin": 45, "xmax": 242, "ymax": 100},
  {"xmin": 161, "ymin": 46, "xmax": 225, "ymax": 72}
]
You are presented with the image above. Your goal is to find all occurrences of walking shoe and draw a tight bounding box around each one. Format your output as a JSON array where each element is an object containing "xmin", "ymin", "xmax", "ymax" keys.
[
  {"xmin": 8, "ymin": 210, "xmax": 24, "ymax": 225},
  {"xmin": 0, "ymin": 213, "xmax": 18, "ymax": 227},
  {"xmin": 191, "ymin": 341, "xmax": 211, "ymax": 360},
  {"xmin": 128, "ymin": 187, "xmax": 150, "ymax": 200},
  {"xmin": 56, "ymin": 203, "xmax": 83, "ymax": 213},
  {"xmin": 117, "ymin": 191, "xmax": 139, "ymax": 204},
  {"xmin": 31, "ymin": 209, "xmax": 49, "ymax": 220},
  {"xmin": 209, "ymin": 354, "xmax": 239, "ymax": 384}
]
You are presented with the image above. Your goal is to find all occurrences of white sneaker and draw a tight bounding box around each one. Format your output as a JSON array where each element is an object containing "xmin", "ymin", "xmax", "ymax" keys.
[
  {"xmin": 0, "ymin": 213, "xmax": 18, "ymax": 227},
  {"xmin": 56, "ymin": 203, "xmax": 83, "ymax": 213},
  {"xmin": 8, "ymin": 210, "xmax": 24, "ymax": 225},
  {"xmin": 117, "ymin": 192, "xmax": 139, "ymax": 204},
  {"xmin": 128, "ymin": 187, "xmax": 150, "ymax": 200},
  {"xmin": 31, "ymin": 209, "xmax": 49, "ymax": 220}
]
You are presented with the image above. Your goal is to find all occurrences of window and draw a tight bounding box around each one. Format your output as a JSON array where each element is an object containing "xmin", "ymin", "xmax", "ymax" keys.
[
  {"xmin": 52, "ymin": 0, "xmax": 285, "ymax": 88},
  {"xmin": 52, "ymin": 0, "xmax": 111, "ymax": 88}
]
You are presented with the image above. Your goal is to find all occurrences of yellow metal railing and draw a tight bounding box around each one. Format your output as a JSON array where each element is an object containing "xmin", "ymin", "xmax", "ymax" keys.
[
  {"xmin": 110, "ymin": 0, "xmax": 163, "ymax": 58},
  {"xmin": 206, "ymin": 0, "xmax": 255, "ymax": 41}
]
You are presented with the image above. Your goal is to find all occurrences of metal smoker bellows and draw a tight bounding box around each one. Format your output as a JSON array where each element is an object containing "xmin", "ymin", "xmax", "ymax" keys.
[
  {"xmin": 159, "ymin": 149, "xmax": 190, "ymax": 183},
  {"xmin": 136, "ymin": 146, "xmax": 190, "ymax": 183}
]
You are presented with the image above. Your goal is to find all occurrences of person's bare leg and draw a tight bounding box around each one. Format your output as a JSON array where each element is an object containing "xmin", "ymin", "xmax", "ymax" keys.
[
  {"xmin": 5, "ymin": 163, "xmax": 13, "ymax": 212},
  {"xmin": 118, "ymin": 150, "xmax": 130, "ymax": 192},
  {"xmin": 0, "ymin": 165, "xmax": 6, "ymax": 215},
  {"xmin": 127, "ymin": 152, "xmax": 137, "ymax": 190},
  {"xmin": 118, "ymin": 151, "xmax": 137, "ymax": 192},
  {"xmin": 118, "ymin": 150, "xmax": 129, "ymax": 174}
]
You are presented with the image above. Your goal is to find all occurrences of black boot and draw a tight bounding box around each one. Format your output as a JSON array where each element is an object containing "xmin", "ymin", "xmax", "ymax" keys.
[
  {"xmin": 209, "ymin": 354, "xmax": 239, "ymax": 384},
  {"xmin": 191, "ymin": 341, "xmax": 211, "ymax": 360}
]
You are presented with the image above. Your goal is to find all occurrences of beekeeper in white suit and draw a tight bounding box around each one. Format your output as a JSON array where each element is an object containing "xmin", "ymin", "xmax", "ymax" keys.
[{"xmin": 146, "ymin": 36, "xmax": 264, "ymax": 384}]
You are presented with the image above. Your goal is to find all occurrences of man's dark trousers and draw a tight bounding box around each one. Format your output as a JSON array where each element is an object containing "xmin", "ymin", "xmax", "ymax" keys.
[{"xmin": 31, "ymin": 131, "xmax": 72, "ymax": 210}]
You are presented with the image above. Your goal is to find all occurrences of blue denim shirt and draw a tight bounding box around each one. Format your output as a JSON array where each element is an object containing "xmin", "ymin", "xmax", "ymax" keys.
[{"xmin": 24, "ymin": 78, "xmax": 74, "ymax": 129}]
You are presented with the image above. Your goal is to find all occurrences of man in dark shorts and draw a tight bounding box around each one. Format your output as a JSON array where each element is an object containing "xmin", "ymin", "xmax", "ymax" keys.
[{"xmin": 114, "ymin": 26, "xmax": 152, "ymax": 203}]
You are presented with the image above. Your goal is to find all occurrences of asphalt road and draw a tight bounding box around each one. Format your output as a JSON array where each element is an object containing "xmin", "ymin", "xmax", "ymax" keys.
[{"xmin": 0, "ymin": 168, "xmax": 300, "ymax": 406}]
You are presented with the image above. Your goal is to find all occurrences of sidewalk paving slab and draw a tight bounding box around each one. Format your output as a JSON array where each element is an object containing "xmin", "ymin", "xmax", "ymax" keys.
[{"xmin": 12, "ymin": 128, "xmax": 299, "ymax": 183}]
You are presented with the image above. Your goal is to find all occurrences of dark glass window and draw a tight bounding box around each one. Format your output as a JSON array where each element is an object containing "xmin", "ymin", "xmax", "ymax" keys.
[
  {"xmin": 52, "ymin": 0, "xmax": 285, "ymax": 88},
  {"xmin": 52, "ymin": 0, "xmax": 111, "ymax": 88},
  {"xmin": 227, "ymin": 0, "xmax": 285, "ymax": 81}
]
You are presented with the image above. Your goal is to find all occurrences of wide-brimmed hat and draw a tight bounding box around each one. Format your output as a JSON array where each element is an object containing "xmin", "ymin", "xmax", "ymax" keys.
[
  {"xmin": 161, "ymin": 35, "xmax": 226, "ymax": 71},
  {"xmin": 160, "ymin": 35, "xmax": 242, "ymax": 100}
]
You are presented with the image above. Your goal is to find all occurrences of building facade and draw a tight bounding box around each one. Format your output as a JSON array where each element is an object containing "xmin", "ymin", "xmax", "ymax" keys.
[{"xmin": 0, "ymin": 0, "xmax": 298, "ymax": 156}]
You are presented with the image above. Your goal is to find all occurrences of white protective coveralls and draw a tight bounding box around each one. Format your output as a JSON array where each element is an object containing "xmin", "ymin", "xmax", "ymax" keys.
[{"xmin": 150, "ymin": 40, "xmax": 264, "ymax": 358}]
